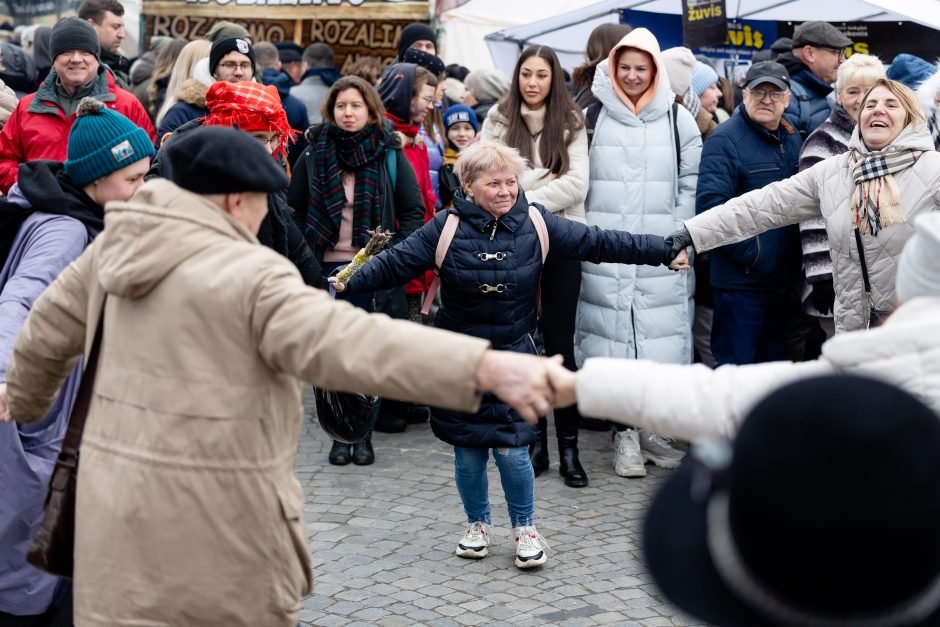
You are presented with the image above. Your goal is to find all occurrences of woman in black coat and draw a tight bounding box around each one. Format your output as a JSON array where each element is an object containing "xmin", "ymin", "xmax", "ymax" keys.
[
  {"xmin": 288, "ymin": 75, "xmax": 426, "ymax": 466},
  {"xmin": 332, "ymin": 142, "xmax": 685, "ymax": 570}
]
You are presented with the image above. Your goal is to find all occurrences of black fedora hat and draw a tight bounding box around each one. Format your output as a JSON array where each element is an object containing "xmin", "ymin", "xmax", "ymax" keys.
[{"xmin": 644, "ymin": 374, "xmax": 940, "ymax": 627}]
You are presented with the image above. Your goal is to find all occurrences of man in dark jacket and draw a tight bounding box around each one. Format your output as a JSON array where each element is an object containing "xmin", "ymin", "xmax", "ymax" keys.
[
  {"xmin": 695, "ymin": 61, "xmax": 803, "ymax": 366},
  {"xmin": 78, "ymin": 0, "xmax": 130, "ymax": 88},
  {"xmin": 776, "ymin": 21, "xmax": 851, "ymax": 138}
]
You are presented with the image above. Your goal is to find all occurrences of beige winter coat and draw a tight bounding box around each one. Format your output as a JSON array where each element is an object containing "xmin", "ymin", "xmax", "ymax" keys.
[
  {"xmin": 685, "ymin": 123, "xmax": 940, "ymax": 333},
  {"xmin": 577, "ymin": 296, "xmax": 940, "ymax": 441},
  {"xmin": 6, "ymin": 179, "xmax": 489, "ymax": 627},
  {"xmin": 482, "ymin": 105, "xmax": 589, "ymax": 223}
]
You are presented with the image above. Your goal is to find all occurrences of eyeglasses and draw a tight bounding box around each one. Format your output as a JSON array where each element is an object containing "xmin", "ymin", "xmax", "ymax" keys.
[
  {"xmin": 254, "ymin": 135, "xmax": 281, "ymax": 149},
  {"xmin": 817, "ymin": 46, "xmax": 847, "ymax": 60},
  {"xmin": 219, "ymin": 62, "xmax": 253, "ymax": 72},
  {"xmin": 746, "ymin": 88, "xmax": 788, "ymax": 102},
  {"xmin": 420, "ymin": 96, "xmax": 434, "ymax": 105}
]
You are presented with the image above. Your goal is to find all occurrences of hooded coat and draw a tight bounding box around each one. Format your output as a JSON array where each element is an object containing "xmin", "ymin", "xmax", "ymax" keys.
[
  {"xmin": 157, "ymin": 78, "xmax": 208, "ymax": 145},
  {"xmin": 4, "ymin": 178, "xmax": 491, "ymax": 627},
  {"xmin": 575, "ymin": 28, "xmax": 702, "ymax": 366},
  {"xmin": 916, "ymin": 64, "xmax": 940, "ymax": 151},
  {"xmin": 685, "ymin": 123, "xmax": 940, "ymax": 333},
  {"xmin": 0, "ymin": 161, "xmax": 103, "ymax": 616}
]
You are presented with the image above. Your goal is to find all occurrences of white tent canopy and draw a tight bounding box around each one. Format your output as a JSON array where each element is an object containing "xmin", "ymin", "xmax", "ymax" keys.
[{"xmin": 481, "ymin": 0, "xmax": 939, "ymax": 76}]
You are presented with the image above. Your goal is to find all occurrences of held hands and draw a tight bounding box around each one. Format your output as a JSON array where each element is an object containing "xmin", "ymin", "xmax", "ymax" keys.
[
  {"xmin": 476, "ymin": 352, "xmax": 572, "ymax": 423},
  {"xmin": 663, "ymin": 226, "xmax": 694, "ymax": 272}
]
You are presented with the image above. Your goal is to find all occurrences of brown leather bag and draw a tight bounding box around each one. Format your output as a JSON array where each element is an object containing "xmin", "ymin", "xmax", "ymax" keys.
[{"xmin": 26, "ymin": 312, "xmax": 104, "ymax": 578}]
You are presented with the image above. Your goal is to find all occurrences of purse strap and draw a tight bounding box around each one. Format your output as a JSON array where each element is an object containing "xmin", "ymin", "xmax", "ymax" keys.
[
  {"xmin": 853, "ymin": 227, "xmax": 873, "ymax": 296},
  {"xmin": 59, "ymin": 309, "xmax": 105, "ymax": 460}
]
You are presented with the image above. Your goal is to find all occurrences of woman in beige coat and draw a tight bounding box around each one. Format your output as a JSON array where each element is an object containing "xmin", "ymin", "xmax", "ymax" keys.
[
  {"xmin": 672, "ymin": 79, "xmax": 940, "ymax": 333},
  {"xmin": 481, "ymin": 44, "xmax": 591, "ymax": 488},
  {"xmin": 0, "ymin": 127, "xmax": 555, "ymax": 627}
]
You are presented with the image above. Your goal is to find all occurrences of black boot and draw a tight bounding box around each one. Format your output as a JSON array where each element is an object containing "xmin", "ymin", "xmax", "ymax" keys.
[
  {"xmin": 328, "ymin": 440, "xmax": 352, "ymax": 465},
  {"xmin": 558, "ymin": 435, "xmax": 588, "ymax": 488},
  {"xmin": 529, "ymin": 416, "xmax": 549, "ymax": 476},
  {"xmin": 374, "ymin": 400, "xmax": 407, "ymax": 433},
  {"xmin": 352, "ymin": 439, "xmax": 375, "ymax": 465}
]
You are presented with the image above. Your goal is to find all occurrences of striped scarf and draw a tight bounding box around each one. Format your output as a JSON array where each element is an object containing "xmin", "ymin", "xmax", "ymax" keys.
[
  {"xmin": 850, "ymin": 147, "xmax": 919, "ymax": 235},
  {"xmin": 306, "ymin": 123, "xmax": 386, "ymax": 249}
]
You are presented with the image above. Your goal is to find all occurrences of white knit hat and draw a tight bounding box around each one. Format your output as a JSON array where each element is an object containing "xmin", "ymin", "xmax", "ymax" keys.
[
  {"xmin": 661, "ymin": 47, "xmax": 695, "ymax": 98},
  {"xmin": 895, "ymin": 212, "xmax": 940, "ymax": 302}
]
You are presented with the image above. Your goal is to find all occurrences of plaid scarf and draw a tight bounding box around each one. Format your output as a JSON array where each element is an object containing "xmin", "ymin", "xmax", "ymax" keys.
[
  {"xmin": 306, "ymin": 123, "xmax": 386, "ymax": 249},
  {"xmin": 850, "ymin": 147, "xmax": 919, "ymax": 235}
]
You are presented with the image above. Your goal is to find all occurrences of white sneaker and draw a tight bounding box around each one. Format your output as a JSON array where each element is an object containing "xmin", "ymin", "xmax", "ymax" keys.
[
  {"xmin": 638, "ymin": 430, "xmax": 685, "ymax": 469},
  {"xmin": 513, "ymin": 524, "xmax": 549, "ymax": 569},
  {"xmin": 455, "ymin": 521, "xmax": 491, "ymax": 559},
  {"xmin": 613, "ymin": 430, "xmax": 647, "ymax": 477}
]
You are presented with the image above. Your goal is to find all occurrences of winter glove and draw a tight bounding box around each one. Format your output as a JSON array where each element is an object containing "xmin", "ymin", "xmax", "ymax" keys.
[
  {"xmin": 663, "ymin": 227, "xmax": 694, "ymax": 267},
  {"xmin": 810, "ymin": 280, "xmax": 835, "ymax": 315}
]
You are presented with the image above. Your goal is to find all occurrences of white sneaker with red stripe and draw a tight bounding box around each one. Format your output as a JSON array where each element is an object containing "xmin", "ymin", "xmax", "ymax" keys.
[
  {"xmin": 455, "ymin": 521, "xmax": 491, "ymax": 559},
  {"xmin": 513, "ymin": 525, "xmax": 549, "ymax": 569}
]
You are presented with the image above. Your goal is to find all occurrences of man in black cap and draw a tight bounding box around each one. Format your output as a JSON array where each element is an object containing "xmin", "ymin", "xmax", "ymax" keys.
[
  {"xmin": 210, "ymin": 36, "xmax": 255, "ymax": 83},
  {"xmin": 0, "ymin": 16, "xmax": 154, "ymax": 194},
  {"xmin": 642, "ymin": 374, "xmax": 940, "ymax": 627},
  {"xmin": 1, "ymin": 124, "xmax": 561, "ymax": 625},
  {"xmin": 275, "ymin": 41, "xmax": 304, "ymax": 85},
  {"xmin": 396, "ymin": 22, "xmax": 436, "ymax": 59},
  {"xmin": 776, "ymin": 21, "xmax": 853, "ymax": 137},
  {"xmin": 695, "ymin": 60, "xmax": 803, "ymax": 366}
]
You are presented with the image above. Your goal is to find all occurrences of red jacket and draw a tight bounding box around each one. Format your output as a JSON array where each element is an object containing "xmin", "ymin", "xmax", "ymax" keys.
[
  {"xmin": 397, "ymin": 129, "xmax": 437, "ymax": 295},
  {"xmin": 0, "ymin": 70, "xmax": 156, "ymax": 193}
]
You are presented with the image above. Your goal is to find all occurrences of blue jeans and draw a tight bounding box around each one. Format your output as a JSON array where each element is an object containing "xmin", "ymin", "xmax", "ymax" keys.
[
  {"xmin": 711, "ymin": 288, "xmax": 790, "ymax": 366},
  {"xmin": 322, "ymin": 261, "xmax": 379, "ymax": 440},
  {"xmin": 454, "ymin": 446, "xmax": 535, "ymax": 528}
]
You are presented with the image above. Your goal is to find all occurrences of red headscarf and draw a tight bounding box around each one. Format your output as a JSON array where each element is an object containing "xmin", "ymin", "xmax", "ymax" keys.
[{"xmin": 202, "ymin": 81, "xmax": 297, "ymax": 161}]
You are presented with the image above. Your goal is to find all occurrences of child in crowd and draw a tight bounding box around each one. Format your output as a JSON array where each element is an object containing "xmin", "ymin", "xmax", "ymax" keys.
[{"xmin": 438, "ymin": 103, "xmax": 479, "ymax": 209}]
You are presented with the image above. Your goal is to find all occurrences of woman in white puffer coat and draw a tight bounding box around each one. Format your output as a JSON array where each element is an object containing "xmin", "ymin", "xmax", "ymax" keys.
[{"xmin": 574, "ymin": 28, "xmax": 702, "ymax": 479}]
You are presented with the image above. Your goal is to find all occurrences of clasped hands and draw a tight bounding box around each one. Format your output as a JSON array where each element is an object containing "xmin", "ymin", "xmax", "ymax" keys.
[{"xmin": 475, "ymin": 351, "xmax": 577, "ymax": 424}]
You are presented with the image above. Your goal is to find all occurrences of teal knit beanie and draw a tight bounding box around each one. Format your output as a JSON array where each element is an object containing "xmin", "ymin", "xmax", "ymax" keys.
[{"xmin": 64, "ymin": 98, "xmax": 156, "ymax": 187}]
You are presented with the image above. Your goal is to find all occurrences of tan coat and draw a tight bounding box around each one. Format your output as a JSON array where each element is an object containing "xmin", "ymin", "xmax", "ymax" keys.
[
  {"xmin": 6, "ymin": 179, "xmax": 489, "ymax": 627},
  {"xmin": 685, "ymin": 124, "xmax": 940, "ymax": 333}
]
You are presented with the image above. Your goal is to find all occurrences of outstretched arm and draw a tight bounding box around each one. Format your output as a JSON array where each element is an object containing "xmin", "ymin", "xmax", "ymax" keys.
[{"xmin": 539, "ymin": 206, "xmax": 672, "ymax": 267}]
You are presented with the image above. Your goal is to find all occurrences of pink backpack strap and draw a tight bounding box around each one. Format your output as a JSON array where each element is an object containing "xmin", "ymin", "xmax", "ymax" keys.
[
  {"xmin": 421, "ymin": 213, "xmax": 461, "ymax": 316},
  {"xmin": 528, "ymin": 205, "xmax": 550, "ymax": 318}
]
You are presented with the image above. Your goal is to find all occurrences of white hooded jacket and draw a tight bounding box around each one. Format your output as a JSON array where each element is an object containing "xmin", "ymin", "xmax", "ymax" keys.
[{"xmin": 575, "ymin": 28, "xmax": 702, "ymax": 365}]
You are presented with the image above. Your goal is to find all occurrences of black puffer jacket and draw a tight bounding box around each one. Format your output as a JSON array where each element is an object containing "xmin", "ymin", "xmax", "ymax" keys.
[{"xmin": 347, "ymin": 191, "xmax": 670, "ymax": 448}]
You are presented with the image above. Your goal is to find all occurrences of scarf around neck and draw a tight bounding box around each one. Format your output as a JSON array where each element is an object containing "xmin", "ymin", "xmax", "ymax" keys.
[
  {"xmin": 521, "ymin": 103, "xmax": 545, "ymax": 136},
  {"xmin": 306, "ymin": 122, "xmax": 387, "ymax": 249},
  {"xmin": 850, "ymin": 145, "xmax": 920, "ymax": 235}
]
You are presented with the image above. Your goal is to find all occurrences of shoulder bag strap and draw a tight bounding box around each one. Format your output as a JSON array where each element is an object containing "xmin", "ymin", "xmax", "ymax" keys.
[
  {"xmin": 528, "ymin": 205, "xmax": 550, "ymax": 318},
  {"xmin": 385, "ymin": 148, "xmax": 397, "ymax": 190},
  {"xmin": 671, "ymin": 102, "xmax": 681, "ymax": 173},
  {"xmin": 853, "ymin": 227, "xmax": 873, "ymax": 297},
  {"xmin": 59, "ymin": 308, "xmax": 105, "ymax": 459},
  {"xmin": 421, "ymin": 213, "xmax": 461, "ymax": 316}
]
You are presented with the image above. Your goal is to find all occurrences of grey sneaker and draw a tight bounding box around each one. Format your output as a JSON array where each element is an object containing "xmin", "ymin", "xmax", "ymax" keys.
[
  {"xmin": 613, "ymin": 430, "xmax": 646, "ymax": 477},
  {"xmin": 456, "ymin": 521, "xmax": 491, "ymax": 559},
  {"xmin": 638, "ymin": 430, "xmax": 685, "ymax": 469}
]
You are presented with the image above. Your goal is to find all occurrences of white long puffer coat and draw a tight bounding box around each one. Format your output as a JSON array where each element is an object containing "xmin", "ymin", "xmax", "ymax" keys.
[{"xmin": 575, "ymin": 28, "xmax": 701, "ymax": 365}]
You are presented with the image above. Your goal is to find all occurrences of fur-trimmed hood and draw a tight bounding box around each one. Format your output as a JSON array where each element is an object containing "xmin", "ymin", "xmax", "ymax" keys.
[
  {"xmin": 176, "ymin": 78, "xmax": 208, "ymax": 108},
  {"xmin": 916, "ymin": 61, "xmax": 940, "ymax": 114}
]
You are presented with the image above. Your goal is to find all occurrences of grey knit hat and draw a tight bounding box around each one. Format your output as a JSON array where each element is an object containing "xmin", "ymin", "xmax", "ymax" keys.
[
  {"xmin": 50, "ymin": 16, "xmax": 100, "ymax": 61},
  {"xmin": 464, "ymin": 68, "xmax": 510, "ymax": 103}
]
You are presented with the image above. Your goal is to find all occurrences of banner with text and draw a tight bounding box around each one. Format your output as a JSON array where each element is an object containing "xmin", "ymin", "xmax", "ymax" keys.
[{"xmin": 681, "ymin": 0, "xmax": 726, "ymax": 49}]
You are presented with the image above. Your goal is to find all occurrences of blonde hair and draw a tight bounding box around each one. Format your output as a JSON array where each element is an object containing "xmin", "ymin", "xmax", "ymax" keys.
[
  {"xmin": 836, "ymin": 54, "xmax": 886, "ymax": 92},
  {"xmin": 454, "ymin": 141, "xmax": 528, "ymax": 188},
  {"xmin": 155, "ymin": 39, "xmax": 212, "ymax": 127},
  {"xmin": 860, "ymin": 79, "xmax": 926, "ymax": 132}
]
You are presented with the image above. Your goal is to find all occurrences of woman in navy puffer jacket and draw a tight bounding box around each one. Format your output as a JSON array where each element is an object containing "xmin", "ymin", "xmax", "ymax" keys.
[{"xmin": 333, "ymin": 142, "xmax": 683, "ymax": 570}]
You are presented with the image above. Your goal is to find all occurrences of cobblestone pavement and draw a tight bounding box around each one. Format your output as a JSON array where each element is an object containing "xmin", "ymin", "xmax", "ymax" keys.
[{"xmin": 297, "ymin": 388, "xmax": 704, "ymax": 627}]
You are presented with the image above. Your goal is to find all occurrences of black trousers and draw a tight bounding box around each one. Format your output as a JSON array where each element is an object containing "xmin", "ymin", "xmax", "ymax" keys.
[{"xmin": 538, "ymin": 255, "xmax": 582, "ymax": 441}]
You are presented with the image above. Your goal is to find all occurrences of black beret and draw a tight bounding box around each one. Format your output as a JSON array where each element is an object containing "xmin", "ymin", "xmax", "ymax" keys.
[
  {"xmin": 275, "ymin": 41, "xmax": 303, "ymax": 56},
  {"xmin": 402, "ymin": 48, "xmax": 445, "ymax": 77},
  {"xmin": 163, "ymin": 127, "xmax": 288, "ymax": 194},
  {"xmin": 279, "ymin": 49, "xmax": 302, "ymax": 64}
]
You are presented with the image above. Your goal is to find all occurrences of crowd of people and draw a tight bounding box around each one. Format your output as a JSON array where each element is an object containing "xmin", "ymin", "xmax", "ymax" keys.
[{"xmin": 0, "ymin": 1, "xmax": 939, "ymax": 625}]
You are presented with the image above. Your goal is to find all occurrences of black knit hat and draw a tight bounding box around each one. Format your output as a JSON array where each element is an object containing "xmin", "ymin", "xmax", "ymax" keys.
[
  {"xmin": 209, "ymin": 37, "xmax": 255, "ymax": 77},
  {"xmin": 396, "ymin": 23, "xmax": 436, "ymax": 58},
  {"xmin": 163, "ymin": 127, "xmax": 288, "ymax": 194},
  {"xmin": 402, "ymin": 48, "xmax": 445, "ymax": 77},
  {"xmin": 644, "ymin": 375, "xmax": 940, "ymax": 627},
  {"xmin": 50, "ymin": 16, "xmax": 100, "ymax": 61}
]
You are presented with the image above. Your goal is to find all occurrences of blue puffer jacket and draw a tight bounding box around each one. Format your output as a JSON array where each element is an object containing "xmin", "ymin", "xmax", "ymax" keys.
[
  {"xmin": 696, "ymin": 104, "xmax": 803, "ymax": 292},
  {"xmin": 778, "ymin": 53, "xmax": 833, "ymax": 138},
  {"xmin": 348, "ymin": 191, "xmax": 669, "ymax": 448}
]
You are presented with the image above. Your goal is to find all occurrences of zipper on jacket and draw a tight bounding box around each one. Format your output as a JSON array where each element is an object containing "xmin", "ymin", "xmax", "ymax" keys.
[
  {"xmin": 526, "ymin": 332, "xmax": 541, "ymax": 356},
  {"xmin": 490, "ymin": 219, "xmax": 499, "ymax": 241}
]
